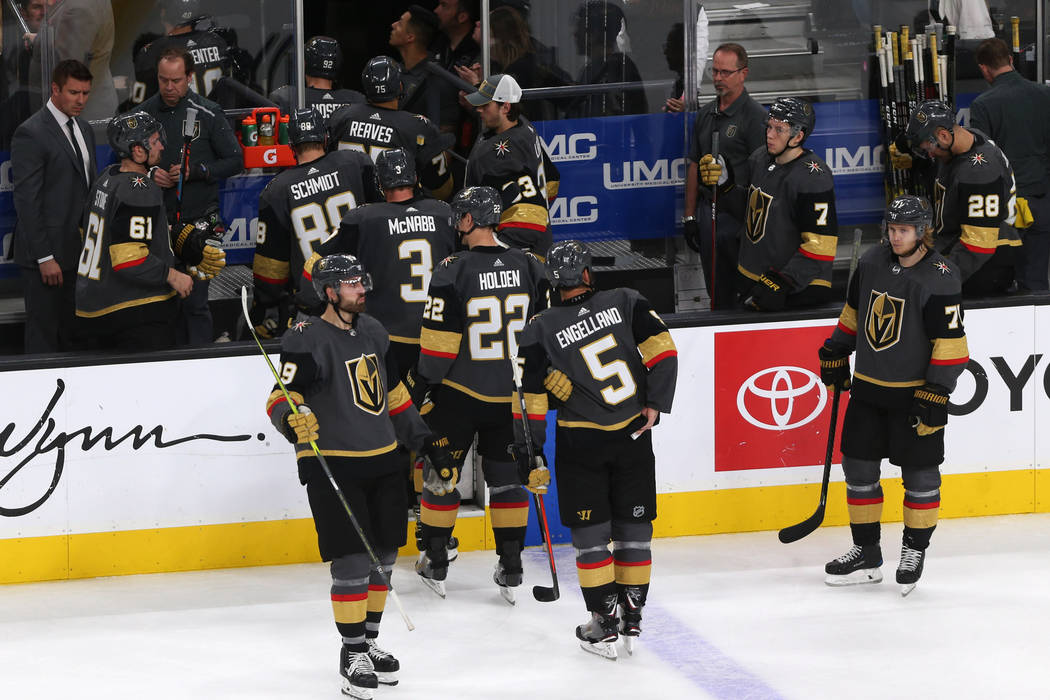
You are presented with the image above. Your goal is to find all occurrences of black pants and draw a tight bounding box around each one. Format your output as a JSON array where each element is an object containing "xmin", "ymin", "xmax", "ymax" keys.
[{"xmin": 21, "ymin": 266, "xmax": 76, "ymax": 354}]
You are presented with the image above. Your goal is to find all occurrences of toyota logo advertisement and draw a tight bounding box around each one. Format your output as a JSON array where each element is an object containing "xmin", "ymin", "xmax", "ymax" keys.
[{"xmin": 715, "ymin": 325, "xmax": 847, "ymax": 471}]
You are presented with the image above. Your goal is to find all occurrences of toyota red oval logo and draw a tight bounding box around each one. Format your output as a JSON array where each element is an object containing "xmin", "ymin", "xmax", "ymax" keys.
[{"xmin": 736, "ymin": 366, "xmax": 828, "ymax": 430}]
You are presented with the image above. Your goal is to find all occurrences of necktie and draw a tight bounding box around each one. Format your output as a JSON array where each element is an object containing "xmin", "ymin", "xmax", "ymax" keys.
[{"xmin": 67, "ymin": 118, "xmax": 89, "ymax": 187}]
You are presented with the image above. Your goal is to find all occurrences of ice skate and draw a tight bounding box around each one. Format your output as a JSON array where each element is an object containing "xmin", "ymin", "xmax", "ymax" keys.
[
  {"xmin": 366, "ymin": 638, "xmax": 399, "ymax": 686},
  {"xmin": 824, "ymin": 544, "xmax": 883, "ymax": 586},
  {"xmin": 896, "ymin": 544, "xmax": 926, "ymax": 597},
  {"xmin": 412, "ymin": 508, "xmax": 457, "ymax": 562},
  {"xmin": 618, "ymin": 586, "xmax": 644, "ymax": 656},
  {"xmin": 493, "ymin": 560, "xmax": 521, "ymax": 605},
  {"xmin": 446, "ymin": 535, "xmax": 459, "ymax": 563},
  {"xmin": 340, "ymin": 645, "xmax": 378, "ymax": 699},
  {"xmin": 576, "ymin": 611, "xmax": 619, "ymax": 660},
  {"xmin": 415, "ymin": 552, "xmax": 447, "ymax": 598}
]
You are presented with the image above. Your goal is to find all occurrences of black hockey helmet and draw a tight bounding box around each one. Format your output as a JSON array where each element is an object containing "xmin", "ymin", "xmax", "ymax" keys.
[
  {"xmin": 312, "ymin": 254, "xmax": 373, "ymax": 302},
  {"xmin": 767, "ymin": 97, "xmax": 815, "ymax": 145},
  {"xmin": 884, "ymin": 195, "xmax": 933, "ymax": 235},
  {"xmin": 361, "ymin": 56, "xmax": 402, "ymax": 103},
  {"xmin": 288, "ymin": 108, "xmax": 326, "ymax": 147},
  {"xmin": 451, "ymin": 186, "xmax": 502, "ymax": 231},
  {"xmin": 375, "ymin": 148, "xmax": 416, "ymax": 191},
  {"xmin": 545, "ymin": 240, "xmax": 593, "ymax": 289},
  {"xmin": 305, "ymin": 36, "xmax": 342, "ymax": 80},
  {"xmin": 163, "ymin": 0, "xmax": 204, "ymax": 27},
  {"xmin": 108, "ymin": 111, "xmax": 166, "ymax": 160},
  {"xmin": 904, "ymin": 99, "xmax": 956, "ymax": 158}
]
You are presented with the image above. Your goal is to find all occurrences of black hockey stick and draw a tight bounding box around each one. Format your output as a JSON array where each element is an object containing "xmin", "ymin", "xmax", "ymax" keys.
[
  {"xmin": 778, "ymin": 386, "xmax": 841, "ymax": 544},
  {"xmin": 509, "ymin": 353, "xmax": 559, "ymax": 602},
  {"xmin": 174, "ymin": 107, "xmax": 198, "ymax": 226},
  {"xmin": 709, "ymin": 130, "xmax": 719, "ymax": 309},
  {"xmin": 239, "ymin": 286, "xmax": 416, "ymax": 631}
]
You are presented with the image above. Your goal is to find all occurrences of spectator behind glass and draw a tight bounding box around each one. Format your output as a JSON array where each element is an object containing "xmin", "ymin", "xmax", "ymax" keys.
[
  {"xmin": 663, "ymin": 22, "xmax": 685, "ymax": 113},
  {"xmin": 568, "ymin": 0, "xmax": 647, "ymax": 118},
  {"xmin": 0, "ymin": 0, "xmax": 47, "ymax": 147}
]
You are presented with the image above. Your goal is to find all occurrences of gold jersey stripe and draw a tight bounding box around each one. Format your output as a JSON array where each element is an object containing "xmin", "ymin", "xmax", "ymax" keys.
[
  {"xmin": 931, "ymin": 336, "xmax": 969, "ymax": 362},
  {"xmin": 331, "ymin": 596, "xmax": 367, "ymax": 624},
  {"xmin": 295, "ymin": 442, "xmax": 398, "ymax": 459},
  {"xmin": 853, "ymin": 371, "xmax": 925, "ymax": 388},
  {"xmin": 387, "ymin": 383, "xmax": 413, "ymax": 414},
  {"xmin": 388, "ymin": 334, "xmax": 420, "ymax": 345},
  {"xmin": 576, "ymin": 560, "xmax": 615, "ymax": 588},
  {"xmin": 800, "ymin": 231, "xmax": 838, "ymax": 258},
  {"xmin": 75, "ymin": 291, "xmax": 176, "ymax": 318},
  {"xmin": 639, "ymin": 332, "xmax": 676, "ymax": 366},
  {"xmin": 614, "ymin": 562, "xmax": 652, "ymax": 586},
  {"xmin": 253, "ymin": 254, "xmax": 290, "ymax": 282},
  {"xmin": 848, "ymin": 502, "xmax": 883, "ymax": 524},
  {"xmin": 490, "ymin": 504, "xmax": 529, "ymax": 528},
  {"xmin": 545, "ymin": 180, "xmax": 560, "ymax": 200},
  {"xmin": 838, "ymin": 304, "xmax": 858, "ymax": 333},
  {"xmin": 807, "ymin": 277, "xmax": 833, "ymax": 288},
  {"xmin": 737, "ymin": 264, "xmax": 761, "ymax": 282},
  {"xmin": 420, "ymin": 501, "xmax": 459, "ymax": 528},
  {"xmin": 109, "ymin": 241, "xmax": 149, "ymax": 268},
  {"xmin": 420, "ymin": 327, "xmax": 461, "ymax": 356},
  {"xmin": 502, "ymin": 202, "xmax": 549, "ymax": 227},
  {"xmin": 959, "ymin": 224, "xmax": 1001, "ymax": 252},
  {"xmin": 366, "ymin": 586, "xmax": 389, "ymax": 614},
  {"xmin": 557, "ymin": 412, "xmax": 640, "ymax": 431},
  {"xmin": 441, "ymin": 378, "xmax": 511, "ymax": 403},
  {"xmin": 524, "ymin": 390, "xmax": 548, "ymax": 417},
  {"xmin": 302, "ymin": 252, "xmax": 322, "ymax": 278},
  {"xmin": 903, "ymin": 504, "xmax": 940, "ymax": 529}
]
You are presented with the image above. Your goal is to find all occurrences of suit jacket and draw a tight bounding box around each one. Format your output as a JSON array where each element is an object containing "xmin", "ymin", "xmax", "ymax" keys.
[{"xmin": 12, "ymin": 104, "xmax": 97, "ymax": 270}]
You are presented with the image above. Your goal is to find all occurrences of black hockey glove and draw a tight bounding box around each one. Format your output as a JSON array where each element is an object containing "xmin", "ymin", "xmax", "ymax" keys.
[
  {"xmin": 404, "ymin": 367, "xmax": 432, "ymax": 407},
  {"xmin": 683, "ymin": 218, "xmax": 702, "ymax": 253},
  {"xmin": 817, "ymin": 340, "xmax": 852, "ymax": 391},
  {"xmin": 743, "ymin": 269, "xmax": 792, "ymax": 311},
  {"xmin": 910, "ymin": 383, "xmax": 949, "ymax": 436},
  {"xmin": 282, "ymin": 406, "xmax": 319, "ymax": 444},
  {"xmin": 422, "ymin": 434, "xmax": 459, "ymax": 496},
  {"xmin": 174, "ymin": 217, "xmax": 226, "ymax": 280},
  {"xmin": 509, "ymin": 444, "xmax": 551, "ymax": 495}
]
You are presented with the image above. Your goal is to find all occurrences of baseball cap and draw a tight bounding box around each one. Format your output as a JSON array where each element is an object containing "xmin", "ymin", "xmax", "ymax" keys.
[{"xmin": 466, "ymin": 74, "xmax": 523, "ymax": 106}]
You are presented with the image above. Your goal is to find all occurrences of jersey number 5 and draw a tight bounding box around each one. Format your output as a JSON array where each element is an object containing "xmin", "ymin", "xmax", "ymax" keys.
[{"xmin": 580, "ymin": 334, "xmax": 637, "ymax": 405}]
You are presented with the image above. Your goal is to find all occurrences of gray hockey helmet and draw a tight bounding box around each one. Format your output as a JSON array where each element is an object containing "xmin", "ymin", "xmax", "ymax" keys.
[{"xmin": 545, "ymin": 240, "xmax": 593, "ymax": 288}]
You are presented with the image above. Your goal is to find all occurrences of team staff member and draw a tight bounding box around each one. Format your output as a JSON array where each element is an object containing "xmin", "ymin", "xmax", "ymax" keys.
[
  {"xmin": 269, "ymin": 36, "xmax": 365, "ymax": 122},
  {"xmin": 252, "ymin": 108, "xmax": 378, "ymax": 338},
  {"xmin": 12, "ymin": 59, "xmax": 96, "ymax": 353},
  {"xmin": 328, "ymin": 56, "xmax": 454, "ymax": 201},
  {"xmin": 819, "ymin": 196, "xmax": 968, "ymax": 597},
  {"xmin": 736, "ymin": 97, "xmax": 838, "ymax": 311},
  {"xmin": 515, "ymin": 240, "xmax": 677, "ymax": 660},
  {"xmin": 901, "ymin": 99, "xmax": 1024, "ymax": 297},
  {"xmin": 970, "ymin": 38, "xmax": 1050, "ymax": 291},
  {"xmin": 74, "ymin": 112, "xmax": 193, "ymax": 351},
  {"xmin": 682, "ymin": 43, "xmax": 766, "ymax": 309},
  {"xmin": 389, "ymin": 5, "xmax": 444, "ymax": 126},
  {"xmin": 142, "ymin": 45, "xmax": 243, "ymax": 345},
  {"xmin": 267, "ymin": 253, "xmax": 454, "ymax": 699},
  {"xmin": 412, "ymin": 186, "xmax": 549, "ymax": 601},
  {"xmin": 465, "ymin": 73, "xmax": 559, "ymax": 257}
]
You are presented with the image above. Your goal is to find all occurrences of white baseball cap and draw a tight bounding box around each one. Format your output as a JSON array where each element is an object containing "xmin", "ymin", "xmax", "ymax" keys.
[{"xmin": 466, "ymin": 74, "xmax": 522, "ymax": 106}]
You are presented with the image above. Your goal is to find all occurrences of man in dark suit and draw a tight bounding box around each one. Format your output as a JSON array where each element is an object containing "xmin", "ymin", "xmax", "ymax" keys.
[{"xmin": 12, "ymin": 58, "xmax": 96, "ymax": 353}]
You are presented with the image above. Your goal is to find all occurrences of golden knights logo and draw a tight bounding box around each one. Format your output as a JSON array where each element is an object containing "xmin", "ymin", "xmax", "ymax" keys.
[
  {"xmin": 745, "ymin": 185, "xmax": 773, "ymax": 243},
  {"xmin": 865, "ymin": 290, "xmax": 905, "ymax": 351},
  {"xmin": 345, "ymin": 353, "xmax": 386, "ymax": 415},
  {"xmin": 182, "ymin": 118, "xmax": 201, "ymax": 140}
]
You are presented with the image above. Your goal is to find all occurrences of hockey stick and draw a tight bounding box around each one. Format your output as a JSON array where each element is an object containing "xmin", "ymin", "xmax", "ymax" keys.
[
  {"xmin": 709, "ymin": 130, "xmax": 719, "ymax": 310},
  {"xmin": 778, "ymin": 386, "xmax": 841, "ymax": 544},
  {"xmin": 509, "ymin": 353, "xmax": 559, "ymax": 602},
  {"xmin": 174, "ymin": 107, "xmax": 198, "ymax": 226},
  {"xmin": 239, "ymin": 286, "xmax": 416, "ymax": 631}
]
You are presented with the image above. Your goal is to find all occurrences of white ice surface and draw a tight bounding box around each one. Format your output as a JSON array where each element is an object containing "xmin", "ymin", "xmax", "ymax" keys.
[{"xmin": 2, "ymin": 514, "xmax": 1049, "ymax": 700}]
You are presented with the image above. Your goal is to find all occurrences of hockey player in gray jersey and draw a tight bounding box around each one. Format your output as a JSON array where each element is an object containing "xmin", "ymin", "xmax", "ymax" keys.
[
  {"xmin": 269, "ymin": 36, "xmax": 366, "ymax": 122},
  {"xmin": 412, "ymin": 186, "xmax": 550, "ymax": 601},
  {"xmin": 736, "ymin": 97, "xmax": 839, "ymax": 311},
  {"xmin": 328, "ymin": 56, "xmax": 453, "ymax": 200},
  {"xmin": 251, "ymin": 108, "xmax": 379, "ymax": 338},
  {"xmin": 266, "ymin": 254, "xmax": 454, "ymax": 699},
  {"xmin": 464, "ymin": 73, "xmax": 560, "ymax": 257},
  {"xmin": 76, "ymin": 112, "xmax": 194, "ymax": 351},
  {"xmin": 901, "ymin": 99, "xmax": 1024, "ymax": 296},
  {"xmin": 818, "ymin": 196, "xmax": 969, "ymax": 597},
  {"xmin": 514, "ymin": 239, "xmax": 678, "ymax": 659}
]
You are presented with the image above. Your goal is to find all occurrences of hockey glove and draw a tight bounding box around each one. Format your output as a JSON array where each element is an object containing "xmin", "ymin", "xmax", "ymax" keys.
[
  {"xmin": 282, "ymin": 405, "xmax": 319, "ymax": 444},
  {"xmin": 683, "ymin": 218, "xmax": 702, "ymax": 253},
  {"xmin": 422, "ymin": 434, "xmax": 459, "ymax": 496},
  {"xmin": 817, "ymin": 340, "xmax": 852, "ymax": 391},
  {"xmin": 509, "ymin": 444, "xmax": 551, "ymax": 495},
  {"xmin": 699, "ymin": 153, "xmax": 726, "ymax": 187},
  {"xmin": 743, "ymin": 269, "xmax": 792, "ymax": 311},
  {"xmin": 175, "ymin": 219, "xmax": 226, "ymax": 280},
  {"xmin": 404, "ymin": 367, "xmax": 431, "ymax": 407},
  {"xmin": 909, "ymin": 383, "xmax": 949, "ymax": 436},
  {"xmin": 1015, "ymin": 196, "xmax": 1034, "ymax": 229},
  {"xmin": 889, "ymin": 142, "xmax": 913, "ymax": 170},
  {"xmin": 544, "ymin": 367, "xmax": 573, "ymax": 403}
]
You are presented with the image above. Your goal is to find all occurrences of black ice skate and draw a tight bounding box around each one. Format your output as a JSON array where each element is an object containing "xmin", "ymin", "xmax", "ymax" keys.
[
  {"xmin": 366, "ymin": 638, "xmax": 400, "ymax": 686},
  {"xmin": 340, "ymin": 645, "xmax": 378, "ymax": 699},
  {"xmin": 896, "ymin": 544, "xmax": 926, "ymax": 597},
  {"xmin": 415, "ymin": 552, "xmax": 447, "ymax": 598},
  {"xmin": 576, "ymin": 594, "xmax": 620, "ymax": 660},
  {"xmin": 493, "ymin": 542, "xmax": 523, "ymax": 605},
  {"xmin": 824, "ymin": 544, "xmax": 883, "ymax": 586},
  {"xmin": 618, "ymin": 586, "xmax": 644, "ymax": 656}
]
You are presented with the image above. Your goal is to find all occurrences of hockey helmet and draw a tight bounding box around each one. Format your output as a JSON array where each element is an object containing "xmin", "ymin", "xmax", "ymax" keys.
[
  {"xmin": 375, "ymin": 148, "xmax": 417, "ymax": 191},
  {"xmin": 766, "ymin": 97, "xmax": 815, "ymax": 145},
  {"xmin": 884, "ymin": 195, "xmax": 933, "ymax": 236},
  {"xmin": 312, "ymin": 254, "xmax": 373, "ymax": 302},
  {"xmin": 108, "ymin": 111, "xmax": 166, "ymax": 160},
  {"xmin": 904, "ymin": 100, "xmax": 956, "ymax": 158},
  {"xmin": 163, "ymin": 0, "xmax": 204, "ymax": 26},
  {"xmin": 288, "ymin": 108, "xmax": 326, "ymax": 147},
  {"xmin": 451, "ymin": 186, "xmax": 502, "ymax": 230},
  {"xmin": 545, "ymin": 240, "xmax": 593, "ymax": 289},
  {"xmin": 305, "ymin": 36, "xmax": 342, "ymax": 80},
  {"xmin": 361, "ymin": 56, "xmax": 402, "ymax": 103}
]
